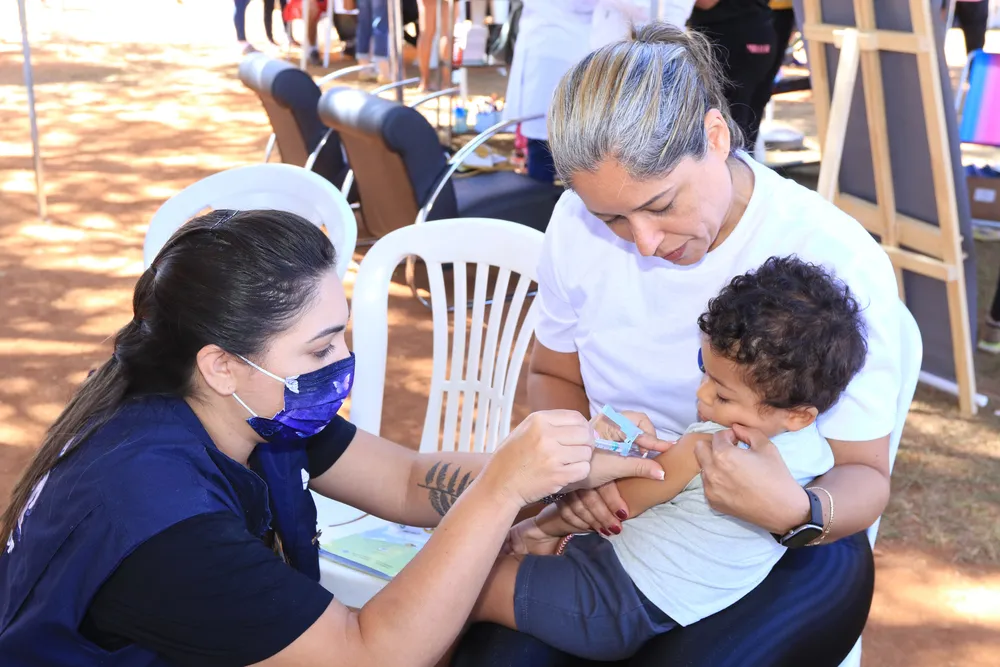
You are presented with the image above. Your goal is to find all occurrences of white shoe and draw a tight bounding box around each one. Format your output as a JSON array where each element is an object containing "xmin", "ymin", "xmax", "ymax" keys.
[{"xmin": 357, "ymin": 58, "xmax": 377, "ymax": 81}]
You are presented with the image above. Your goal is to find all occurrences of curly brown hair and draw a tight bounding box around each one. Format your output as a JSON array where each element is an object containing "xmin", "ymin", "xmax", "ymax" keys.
[{"xmin": 697, "ymin": 256, "xmax": 868, "ymax": 414}]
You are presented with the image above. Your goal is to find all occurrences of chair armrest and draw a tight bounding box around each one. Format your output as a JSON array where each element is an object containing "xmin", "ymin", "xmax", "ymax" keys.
[
  {"xmin": 264, "ymin": 133, "xmax": 277, "ymax": 162},
  {"xmin": 304, "ymin": 128, "xmax": 339, "ymax": 171},
  {"xmin": 414, "ymin": 114, "xmax": 543, "ymax": 225},
  {"xmin": 409, "ymin": 87, "xmax": 461, "ymax": 109},
  {"xmin": 340, "ymin": 170, "xmax": 354, "ymax": 200},
  {"xmin": 316, "ymin": 64, "xmax": 377, "ymax": 88},
  {"xmin": 373, "ymin": 77, "xmax": 421, "ymax": 96}
]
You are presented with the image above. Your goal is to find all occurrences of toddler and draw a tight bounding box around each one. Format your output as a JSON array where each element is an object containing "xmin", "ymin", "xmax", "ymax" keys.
[{"xmin": 469, "ymin": 256, "xmax": 869, "ymax": 660}]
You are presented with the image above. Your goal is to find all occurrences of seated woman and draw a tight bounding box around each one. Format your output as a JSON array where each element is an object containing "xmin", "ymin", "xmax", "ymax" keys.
[
  {"xmin": 468, "ymin": 257, "xmax": 870, "ymax": 661},
  {"xmin": 453, "ymin": 22, "xmax": 900, "ymax": 667}
]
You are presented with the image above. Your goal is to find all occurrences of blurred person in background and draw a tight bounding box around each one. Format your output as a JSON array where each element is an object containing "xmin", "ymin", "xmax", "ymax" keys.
[
  {"xmin": 235, "ymin": 0, "xmax": 258, "ymax": 54},
  {"xmin": 264, "ymin": 0, "xmax": 299, "ymax": 47},
  {"xmin": 356, "ymin": 0, "xmax": 392, "ymax": 81},
  {"xmin": 945, "ymin": 0, "xmax": 989, "ymax": 54},
  {"xmin": 750, "ymin": 0, "xmax": 796, "ymax": 127},
  {"xmin": 503, "ymin": 1, "xmax": 603, "ymax": 183},
  {"xmin": 688, "ymin": 0, "xmax": 777, "ymax": 147},
  {"xmin": 417, "ymin": 0, "xmax": 440, "ymax": 91}
]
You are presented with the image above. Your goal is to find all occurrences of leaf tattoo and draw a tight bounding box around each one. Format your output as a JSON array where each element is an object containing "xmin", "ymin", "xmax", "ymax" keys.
[{"xmin": 419, "ymin": 462, "xmax": 475, "ymax": 517}]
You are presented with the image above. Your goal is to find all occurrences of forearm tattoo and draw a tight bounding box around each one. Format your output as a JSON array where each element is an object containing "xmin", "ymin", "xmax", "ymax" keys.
[{"xmin": 419, "ymin": 461, "xmax": 474, "ymax": 517}]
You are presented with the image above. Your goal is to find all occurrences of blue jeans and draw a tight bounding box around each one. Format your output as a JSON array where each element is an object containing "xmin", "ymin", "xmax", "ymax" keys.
[
  {"xmin": 234, "ymin": 0, "xmax": 251, "ymax": 42},
  {"xmin": 356, "ymin": 0, "xmax": 389, "ymax": 61},
  {"xmin": 527, "ymin": 139, "xmax": 557, "ymax": 184}
]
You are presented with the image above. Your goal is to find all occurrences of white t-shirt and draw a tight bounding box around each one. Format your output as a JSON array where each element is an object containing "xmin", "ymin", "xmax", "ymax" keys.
[
  {"xmin": 610, "ymin": 421, "xmax": 834, "ymax": 626},
  {"xmin": 534, "ymin": 156, "xmax": 902, "ymax": 442},
  {"xmin": 503, "ymin": 1, "xmax": 599, "ymax": 140}
]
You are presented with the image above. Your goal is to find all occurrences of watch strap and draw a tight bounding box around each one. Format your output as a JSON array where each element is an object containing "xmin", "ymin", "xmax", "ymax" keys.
[{"xmin": 775, "ymin": 489, "xmax": 824, "ymax": 548}]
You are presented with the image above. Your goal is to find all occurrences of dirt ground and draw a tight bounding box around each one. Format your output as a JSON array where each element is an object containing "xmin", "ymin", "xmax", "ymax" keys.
[{"xmin": 1, "ymin": 1, "xmax": 999, "ymax": 665}]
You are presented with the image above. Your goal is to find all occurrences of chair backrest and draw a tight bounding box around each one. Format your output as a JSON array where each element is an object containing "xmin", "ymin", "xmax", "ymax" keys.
[
  {"xmin": 957, "ymin": 50, "xmax": 1000, "ymax": 147},
  {"xmin": 866, "ymin": 301, "xmax": 923, "ymax": 547},
  {"xmin": 144, "ymin": 164, "xmax": 358, "ymax": 278},
  {"xmin": 318, "ymin": 87, "xmax": 459, "ymax": 239},
  {"xmin": 238, "ymin": 53, "xmax": 349, "ymax": 186},
  {"xmin": 350, "ymin": 218, "xmax": 542, "ymax": 453}
]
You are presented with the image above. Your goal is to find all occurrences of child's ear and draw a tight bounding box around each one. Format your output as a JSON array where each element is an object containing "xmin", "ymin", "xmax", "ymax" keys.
[{"xmin": 783, "ymin": 406, "xmax": 818, "ymax": 432}]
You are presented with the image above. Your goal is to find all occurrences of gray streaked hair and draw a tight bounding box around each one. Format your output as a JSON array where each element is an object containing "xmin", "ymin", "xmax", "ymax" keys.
[{"xmin": 547, "ymin": 22, "xmax": 742, "ymax": 184}]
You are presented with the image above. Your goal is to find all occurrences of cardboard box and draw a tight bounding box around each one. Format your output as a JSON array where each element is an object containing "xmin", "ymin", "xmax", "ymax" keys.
[{"xmin": 967, "ymin": 175, "xmax": 1000, "ymax": 222}]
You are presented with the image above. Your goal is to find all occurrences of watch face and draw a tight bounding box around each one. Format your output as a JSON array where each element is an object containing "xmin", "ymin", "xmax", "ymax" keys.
[{"xmin": 782, "ymin": 525, "xmax": 823, "ymax": 549}]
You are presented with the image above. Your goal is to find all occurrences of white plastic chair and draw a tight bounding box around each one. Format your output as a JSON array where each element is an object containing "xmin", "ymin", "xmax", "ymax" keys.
[
  {"xmin": 315, "ymin": 218, "xmax": 544, "ymax": 607},
  {"xmin": 143, "ymin": 164, "xmax": 357, "ymax": 279},
  {"xmin": 839, "ymin": 300, "xmax": 923, "ymax": 667}
]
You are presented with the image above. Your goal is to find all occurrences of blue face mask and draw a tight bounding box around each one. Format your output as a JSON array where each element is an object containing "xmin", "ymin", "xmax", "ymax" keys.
[{"xmin": 233, "ymin": 353, "xmax": 355, "ymax": 445}]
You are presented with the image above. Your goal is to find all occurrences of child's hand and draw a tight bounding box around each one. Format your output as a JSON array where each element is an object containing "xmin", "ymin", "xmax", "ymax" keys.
[{"xmin": 504, "ymin": 519, "xmax": 563, "ymax": 556}]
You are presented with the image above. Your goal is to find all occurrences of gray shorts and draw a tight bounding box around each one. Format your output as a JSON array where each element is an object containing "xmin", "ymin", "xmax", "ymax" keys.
[{"xmin": 513, "ymin": 533, "xmax": 676, "ymax": 661}]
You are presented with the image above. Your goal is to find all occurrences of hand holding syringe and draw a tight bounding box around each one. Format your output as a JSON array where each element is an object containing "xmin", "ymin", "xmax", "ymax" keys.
[{"xmin": 590, "ymin": 405, "xmax": 655, "ymax": 458}]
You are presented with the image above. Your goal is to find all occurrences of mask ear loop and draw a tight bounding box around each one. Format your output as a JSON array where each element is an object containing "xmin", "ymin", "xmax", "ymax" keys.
[
  {"xmin": 237, "ymin": 355, "xmax": 300, "ymax": 394},
  {"xmin": 232, "ymin": 393, "xmax": 259, "ymax": 418}
]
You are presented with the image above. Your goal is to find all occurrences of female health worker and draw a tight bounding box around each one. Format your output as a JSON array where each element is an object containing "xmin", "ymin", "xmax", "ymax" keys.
[{"xmin": 0, "ymin": 210, "xmax": 668, "ymax": 666}]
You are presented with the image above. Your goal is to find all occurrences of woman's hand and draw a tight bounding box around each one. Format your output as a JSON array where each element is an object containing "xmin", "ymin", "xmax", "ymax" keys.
[
  {"xmin": 503, "ymin": 518, "xmax": 562, "ymax": 556},
  {"xmin": 556, "ymin": 411, "xmax": 676, "ymax": 535},
  {"xmin": 695, "ymin": 424, "xmax": 811, "ymax": 534},
  {"xmin": 480, "ymin": 410, "xmax": 595, "ymax": 509}
]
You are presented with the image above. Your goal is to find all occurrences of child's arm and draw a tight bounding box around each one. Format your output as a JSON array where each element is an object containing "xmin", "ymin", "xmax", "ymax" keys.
[
  {"xmin": 525, "ymin": 433, "xmax": 704, "ymax": 538},
  {"xmin": 526, "ymin": 432, "xmax": 705, "ymax": 540},
  {"xmin": 613, "ymin": 432, "xmax": 705, "ymax": 517}
]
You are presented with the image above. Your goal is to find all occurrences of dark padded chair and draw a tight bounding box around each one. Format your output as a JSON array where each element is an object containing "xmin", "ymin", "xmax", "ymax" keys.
[
  {"xmin": 239, "ymin": 53, "xmax": 351, "ymax": 188},
  {"xmin": 317, "ymin": 86, "xmax": 563, "ymax": 240}
]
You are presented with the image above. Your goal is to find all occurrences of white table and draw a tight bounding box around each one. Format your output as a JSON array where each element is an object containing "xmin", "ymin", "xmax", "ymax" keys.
[{"xmin": 314, "ymin": 493, "xmax": 392, "ymax": 609}]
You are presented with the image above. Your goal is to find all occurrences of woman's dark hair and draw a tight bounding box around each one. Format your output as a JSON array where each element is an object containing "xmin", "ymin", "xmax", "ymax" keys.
[
  {"xmin": 697, "ymin": 256, "xmax": 868, "ymax": 414},
  {"xmin": 1, "ymin": 209, "xmax": 337, "ymax": 541}
]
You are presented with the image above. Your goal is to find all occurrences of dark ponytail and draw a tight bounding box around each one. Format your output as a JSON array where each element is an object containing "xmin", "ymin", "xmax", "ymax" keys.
[{"xmin": 1, "ymin": 209, "xmax": 337, "ymax": 542}]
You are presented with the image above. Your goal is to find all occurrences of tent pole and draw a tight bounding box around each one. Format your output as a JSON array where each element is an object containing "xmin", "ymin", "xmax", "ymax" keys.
[
  {"xmin": 18, "ymin": 0, "xmax": 47, "ymax": 221},
  {"xmin": 945, "ymin": 0, "xmax": 958, "ymax": 39},
  {"xmin": 386, "ymin": 0, "xmax": 405, "ymax": 102}
]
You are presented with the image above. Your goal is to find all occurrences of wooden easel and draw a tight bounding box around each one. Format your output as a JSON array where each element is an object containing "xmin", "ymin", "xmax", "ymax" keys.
[{"xmin": 802, "ymin": 0, "xmax": 979, "ymax": 415}]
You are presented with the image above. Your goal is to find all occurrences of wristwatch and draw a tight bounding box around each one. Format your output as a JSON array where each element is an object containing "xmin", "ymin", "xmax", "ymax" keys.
[{"xmin": 775, "ymin": 489, "xmax": 824, "ymax": 548}]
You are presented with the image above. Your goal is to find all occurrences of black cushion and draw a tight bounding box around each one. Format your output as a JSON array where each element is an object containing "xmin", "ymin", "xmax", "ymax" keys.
[
  {"xmin": 320, "ymin": 87, "xmax": 459, "ymax": 237},
  {"xmin": 449, "ymin": 171, "xmax": 563, "ymax": 233},
  {"xmin": 319, "ymin": 86, "xmax": 561, "ymax": 237}
]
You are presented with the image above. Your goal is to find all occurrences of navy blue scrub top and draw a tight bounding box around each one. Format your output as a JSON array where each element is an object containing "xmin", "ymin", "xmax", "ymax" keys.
[{"xmin": 0, "ymin": 395, "xmax": 337, "ymax": 666}]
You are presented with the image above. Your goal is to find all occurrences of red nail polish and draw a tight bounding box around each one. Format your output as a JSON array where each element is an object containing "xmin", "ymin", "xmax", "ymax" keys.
[
  {"xmin": 610, "ymin": 525, "xmax": 622, "ymax": 535},
  {"xmin": 615, "ymin": 510, "xmax": 628, "ymax": 521},
  {"xmin": 600, "ymin": 528, "xmax": 611, "ymax": 536}
]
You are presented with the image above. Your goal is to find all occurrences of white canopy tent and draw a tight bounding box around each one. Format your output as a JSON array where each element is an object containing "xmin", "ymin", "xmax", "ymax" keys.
[{"xmin": 17, "ymin": 0, "xmax": 46, "ymax": 221}]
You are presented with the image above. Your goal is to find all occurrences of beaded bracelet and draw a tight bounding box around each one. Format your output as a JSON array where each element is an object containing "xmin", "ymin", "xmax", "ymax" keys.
[{"xmin": 555, "ymin": 534, "xmax": 575, "ymax": 555}]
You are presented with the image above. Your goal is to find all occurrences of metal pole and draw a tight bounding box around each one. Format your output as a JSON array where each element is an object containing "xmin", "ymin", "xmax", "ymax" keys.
[
  {"xmin": 443, "ymin": 0, "xmax": 456, "ymax": 143},
  {"xmin": 18, "ymin": 0, "xmax": 46, "ymax": 221},
  {"xmin": 386, "ymin": 0, "xmax": 405, "ymax": 101},
  {"xmin": 300, "ymin": 0, "xmax": 311, "ymax": 70},
  {"xmin": 945, "ymin": 0, "xmax": 958, "ymax": 42}
]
